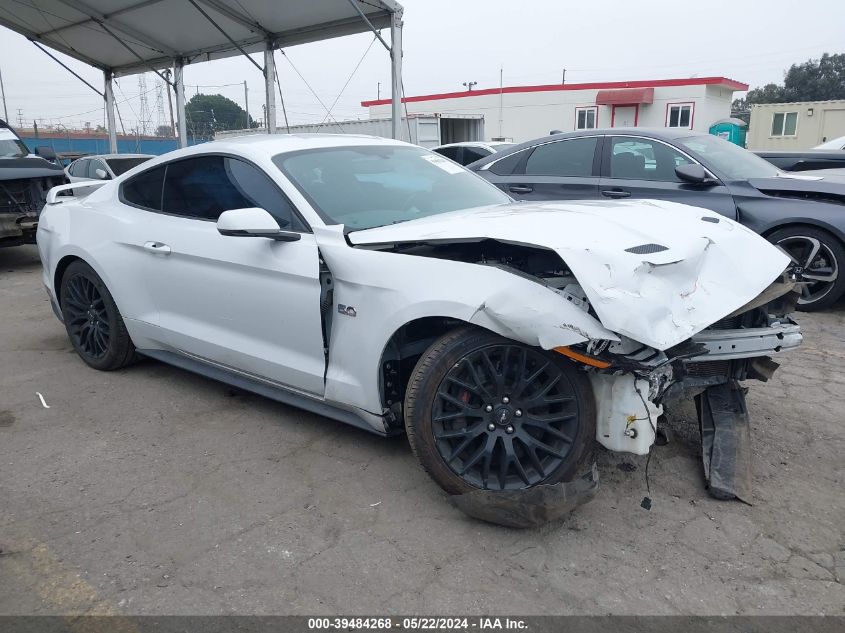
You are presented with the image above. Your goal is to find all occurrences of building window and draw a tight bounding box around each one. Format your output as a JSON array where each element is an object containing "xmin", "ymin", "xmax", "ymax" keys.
[
  {"xmin": 666, "ymin": 103, "xmax": 694, "ymax": 128},
  {"xmin": 575, "ymin": 106, "xmax": 597, "ymax": 130},
  {"xmin": 771, "ymin": 111, "xmax": 798, "ymax": 136}
]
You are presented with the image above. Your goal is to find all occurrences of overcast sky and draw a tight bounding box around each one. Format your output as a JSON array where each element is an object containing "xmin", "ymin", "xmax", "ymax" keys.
[{"xmin": 1, "ymin": 0, "xmax": 843, "ymax": 133}]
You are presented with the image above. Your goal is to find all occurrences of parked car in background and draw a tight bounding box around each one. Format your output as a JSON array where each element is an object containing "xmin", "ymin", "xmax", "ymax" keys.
[
  {"xmin": 0, "ymin": 119, "xmax": 66, "ymax": 247},
  {"xmin": 433, "ymin": 141, "xmax": 514, "ymax": 166},
  {"xmin": 815, "ymin": 135, "xmax": 845, "ymax": 150},
  {"xmin": 470, "ymin": 128, "xmax": 845, "ymax": 310},
  {"xmin": 37, "ymin": 135, "xmax": 800, "ymax": 501},
  {"xmin": 66, "ymin": 153, "xmax": 154, "ymax": 184},
  {"xmin": 755, "ymin": 149, "xmax": 845, "ymax": 172}
]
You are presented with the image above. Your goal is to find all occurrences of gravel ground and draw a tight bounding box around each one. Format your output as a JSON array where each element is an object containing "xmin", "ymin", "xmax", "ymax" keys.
[{"xmin": 1, "ymin": 244, "xmax": 843, "ymax": 615}]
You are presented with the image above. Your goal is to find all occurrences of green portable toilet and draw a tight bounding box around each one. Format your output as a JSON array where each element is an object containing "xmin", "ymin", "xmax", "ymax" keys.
[{"xmin": 709, "ymin": 117, "xmax": 747, "ymax": 147}]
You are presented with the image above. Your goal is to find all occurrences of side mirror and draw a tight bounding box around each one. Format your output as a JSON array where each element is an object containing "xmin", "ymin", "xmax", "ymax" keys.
[
  {"xmin": 94, "ymin": 168, "xmax": 109, "ymax": 180},
  {"xmin": 217, "ymin": 207, "xmax": 300, "ymax": 241},
  {"xmin": 675, "ymin": 163, "xmax": 714, "ymax": 185},
  {"xmin": 35, "ymin": 146, "xmax": 57, "ymax": 161}
]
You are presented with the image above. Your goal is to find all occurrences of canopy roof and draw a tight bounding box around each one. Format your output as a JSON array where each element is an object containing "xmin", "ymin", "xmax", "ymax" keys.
[
  {"xmin": 595, "ymin": 87, "xmax": 654, "ymax": 106},
  {"xmin": 0, "ymin": 0, "xmax": 400, "ymax": 76}
]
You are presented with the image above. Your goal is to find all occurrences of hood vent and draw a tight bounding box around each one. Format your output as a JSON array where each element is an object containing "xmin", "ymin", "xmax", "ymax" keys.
[{"xmin": 625, "ymin": 243, "xmax": 669, "ymax": 255}]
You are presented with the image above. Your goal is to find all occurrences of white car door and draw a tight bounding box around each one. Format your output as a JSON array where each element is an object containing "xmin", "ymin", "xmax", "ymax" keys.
[{"xmin": 121, "ymin": 154, "xmax": 327, "ymax": 395}]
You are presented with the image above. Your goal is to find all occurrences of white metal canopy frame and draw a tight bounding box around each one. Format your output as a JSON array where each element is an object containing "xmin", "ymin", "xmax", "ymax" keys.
[{"xmin": 0, "ymin": 0, "xmax": 404, "ymax": 150}]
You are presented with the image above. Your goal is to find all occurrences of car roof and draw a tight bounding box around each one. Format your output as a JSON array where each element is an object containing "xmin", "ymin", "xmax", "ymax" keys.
[
  {"xmin": 73, "ymin": 153, "xmax": 155, "ymax": 160},
  {"xmin": 105, "ymin": 134, "xmax": 414, "ymax": 175},
  {"xmin": 151, "ymin": 133, "xmax": 411, "ymax": 164}
]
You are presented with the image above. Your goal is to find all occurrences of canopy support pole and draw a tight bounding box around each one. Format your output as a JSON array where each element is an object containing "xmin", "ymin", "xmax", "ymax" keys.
[
  {"xmin": 104, "ymin": 70, "xmax": 117, "ymax": 153},
  {"xmin": 264, "ymin": 42, "xmax": 277, "ymax": 134},
  {"xmin": 390, "ymin": 8, "xmax": 403, "ymax": 140},
  {"xmin": 174, "ymin": 58, "xmax": 188, "ymax": 148}
]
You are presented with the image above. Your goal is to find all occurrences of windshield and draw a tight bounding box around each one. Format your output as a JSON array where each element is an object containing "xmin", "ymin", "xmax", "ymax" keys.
[
  {"xmin": 0, "ymin": 127, "xmax": 29, "ymax": 158},
  {"xmin": 274, "ymin": 145, "xmax": 510, "ymax": 230},
  {"xmin": 678, "ymin": 135, "xmax": 779, "ymax": 180},
  {"xmin": 107, "ymin": 156, "xmax": 152, "ymax": 176}
]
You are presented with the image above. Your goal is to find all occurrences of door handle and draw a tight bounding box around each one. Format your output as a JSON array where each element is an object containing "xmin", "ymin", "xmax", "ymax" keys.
[
  {"xmin": 601, "ymin": 189, "xmax": 631, "ymax": 199},
  {"xmin": 508, "ymin": 185, "xmax": 533, "ymax": 194},
  {"xmin": 143, "ymin": 241, "xmax": 171, "ymax": 255}
]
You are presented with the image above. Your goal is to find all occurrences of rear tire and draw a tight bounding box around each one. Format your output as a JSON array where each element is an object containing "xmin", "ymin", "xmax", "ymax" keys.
[
  {"xmin": 59, "ymin": 260, "xmax": 136, "ymax": 371},
  {"xmin": 404, "ymin": 326, "xmax": 596, "ymax": 495},
  {"xmin": 768, "ymin": 225, "xmax": 845, "ymax": 311}
]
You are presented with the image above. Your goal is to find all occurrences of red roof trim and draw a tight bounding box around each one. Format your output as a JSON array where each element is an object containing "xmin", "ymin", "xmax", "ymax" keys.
[{"xmin": 361, "ymin": 77, "xmax": 748, "ymax": 107}]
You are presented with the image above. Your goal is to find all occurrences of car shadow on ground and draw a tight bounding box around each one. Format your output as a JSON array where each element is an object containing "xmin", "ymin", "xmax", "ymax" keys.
[{"xmin": 0, "ymin": 244, "xmax": 41, "ymax": 272}]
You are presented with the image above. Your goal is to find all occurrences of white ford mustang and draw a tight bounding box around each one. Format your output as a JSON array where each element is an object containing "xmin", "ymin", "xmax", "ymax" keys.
[{"xmin": 37, "ymin": 134, "xmax": 802, "ymax": 500}]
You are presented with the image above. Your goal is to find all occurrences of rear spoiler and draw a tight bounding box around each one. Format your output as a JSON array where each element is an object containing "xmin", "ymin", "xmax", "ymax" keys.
[{"xmin": 46, "ymin": 180, "xmax": 109, "ymax": 204}]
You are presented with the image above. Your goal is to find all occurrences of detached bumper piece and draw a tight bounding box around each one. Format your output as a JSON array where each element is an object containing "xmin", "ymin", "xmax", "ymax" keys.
[
  {"xmin": 450, "ymin": 463, "xmax": 599, "ymax": 528},
  {"xmin": 696, "ymin": 380, "xmax": 753, "ymax": 503}
]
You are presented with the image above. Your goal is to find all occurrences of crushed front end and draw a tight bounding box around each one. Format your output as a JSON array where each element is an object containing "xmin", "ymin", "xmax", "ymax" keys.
[
  {"xmin": 1, "ymin": 122, "xmax": 66, "ymax": 247},
  {"xmin": 565, "ymin": 271, "xmax": 802, "ymax": 501}
]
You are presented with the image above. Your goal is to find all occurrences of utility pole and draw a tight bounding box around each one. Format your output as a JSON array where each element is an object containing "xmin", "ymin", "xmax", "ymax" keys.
[
  {"xmin": 561, "ymin": 68, "xmax": 566, "ymax": 85},
  {"xmin": 0, "ymin": 66, "xmax": 8, "ymax": 122},
  {"xmin": 244, "ymin": 80, "xmax": 249, "ymax": 129},
  {"xmin": 163, "ymin": 69, "xmax": 176, "ymax": 138},
  {"xmin": 377, "ymin": 81, "xmax": 381, "ymax": 101},
  {"xmin": 463, "ymin": 81, "xmax": 477, "ymax": 91},
  {"xmin": 16, "ymin": 108, "xmax": 23, "ymax": 129}
]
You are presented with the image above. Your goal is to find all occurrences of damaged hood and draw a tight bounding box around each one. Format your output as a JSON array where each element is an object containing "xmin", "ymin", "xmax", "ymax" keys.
[{"xmin": 348, "ymin": 199, "xmax": 790, "ymax": 350}]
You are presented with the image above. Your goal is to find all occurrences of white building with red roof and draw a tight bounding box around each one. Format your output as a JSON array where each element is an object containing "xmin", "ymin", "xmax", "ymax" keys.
[{"xmin": 362, "ymin": 77, "xmax": 748, "ymax": 143}]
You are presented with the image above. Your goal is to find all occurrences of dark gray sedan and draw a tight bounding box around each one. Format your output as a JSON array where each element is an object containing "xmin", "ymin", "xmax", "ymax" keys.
[{"xmin": 469, "ymin": 128, "xmax": 845, "ymax": 310}]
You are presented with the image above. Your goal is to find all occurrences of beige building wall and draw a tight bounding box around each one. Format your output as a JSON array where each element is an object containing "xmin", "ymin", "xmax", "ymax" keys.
[{"xmin": 748, "ymin": 100, "xmax": 845, "ymax": 149}]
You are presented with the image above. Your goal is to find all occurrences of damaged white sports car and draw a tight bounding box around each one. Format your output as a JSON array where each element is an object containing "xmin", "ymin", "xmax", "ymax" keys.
[{"xmin": 37, "ymin": 135, "xmax": 802, "ymax": 514}]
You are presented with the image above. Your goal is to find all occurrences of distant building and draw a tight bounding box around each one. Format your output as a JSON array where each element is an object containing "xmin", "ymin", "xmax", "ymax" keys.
[
  {"xmin": 362, "ymin": 77, "xmax": 748, "ymax": 143},
  {"xmin": 747, "ymin": 100, "xmax": 845, "ymax": 150}
]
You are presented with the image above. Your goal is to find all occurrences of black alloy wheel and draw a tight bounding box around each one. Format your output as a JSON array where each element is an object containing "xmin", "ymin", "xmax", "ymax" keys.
[
  {"xmin": 405, "ymin": 327, "xmax": 596, "ymax": 494},
  {"xmin": 63, "ymin": 273, "xmax": 111, "ymax": 359},
  {"xmin": 60, "ymin": 260, "xmax": 136, "ymax": 370}
]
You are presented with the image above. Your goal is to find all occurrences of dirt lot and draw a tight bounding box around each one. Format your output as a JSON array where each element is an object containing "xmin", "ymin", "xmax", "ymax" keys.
[{"xmin": 1, "ymin": 244, "xmax": 843, "ymax": 616}]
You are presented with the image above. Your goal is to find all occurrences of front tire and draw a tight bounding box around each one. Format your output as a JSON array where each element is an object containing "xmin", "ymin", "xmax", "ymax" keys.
[
  {"xmin": 769, "ymin": 225, "xmax": 845, "ymax": 311},
  {"xmin": 404, "ymin": 327, "xmax": 596, "ymax": 494},
  {"xmin": 59, "ymin": 260, "xmax": 136, "ymax": 371}
]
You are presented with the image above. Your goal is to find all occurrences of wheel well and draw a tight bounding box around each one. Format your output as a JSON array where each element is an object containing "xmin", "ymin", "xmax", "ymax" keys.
[
  {"xmin": 762, "ymin": 221, "xmax": 844, "ymax": 244},
  {"xmin": 53, "ymin": 255, "xmax": 83, "ymax": 304},
  {"xmin": 378, "ymin": 316, "xmax": 468, "ymax": 426}
]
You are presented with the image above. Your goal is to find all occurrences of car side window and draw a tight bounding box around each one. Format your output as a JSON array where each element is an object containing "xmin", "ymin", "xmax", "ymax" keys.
[
  {"xmin": 87, "ymin": 159, "xmax": 108, "ymax": 179},
  {"xmin": 121, "ymin": 165, "xmax": 166, "ymax": 210},
  {"xmin": 69, "ymin": 159, "xmax": 86, "ymax": 177},
  {"xmin": 462, "ymin": 146, "xmax": 490, "ymax": 164},
  {"xmin": 609, "ymin": 137, "xmax": 692, "ymax": 182},
  {"xmin": 434, "ymin": 146, "xmax": 461, "ymax": 162},
  {"xmin": 161, "ymin": 155, "xmax": 305, "ymax": 229},
  {"xmin": 523, "ymin": 138, "xmax": 598, "ymax": 177},
  {"xmin": 488, "ymin": 149, "xmax": 528, "ymax": 175}
]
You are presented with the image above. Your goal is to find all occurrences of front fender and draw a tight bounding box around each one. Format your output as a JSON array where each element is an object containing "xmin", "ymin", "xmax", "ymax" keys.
[
  {"xmin": 314, "ymin": 226, "xmax": 616, "ymax": 414},
  {"xmin": 737, "ymin": 197, "xmax": 845, "ymax": 244}
]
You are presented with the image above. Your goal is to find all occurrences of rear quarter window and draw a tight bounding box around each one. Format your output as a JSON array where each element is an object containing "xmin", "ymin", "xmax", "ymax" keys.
[
  {"xmin": 121, "ymin": 165, "xmax": 166, "ymax": 210},
  {"xmin": 488, "ymin": 149, "xmax": 528, "ymax": 175}
]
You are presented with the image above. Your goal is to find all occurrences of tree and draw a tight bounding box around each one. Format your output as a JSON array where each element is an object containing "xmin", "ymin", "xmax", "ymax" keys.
[
  {"xmin": 156, "ymin": 124, "xmax": 173, "ymax": 137},
  {"xmin": 184, "ymin": 93, "xmax": 255, "ymax": 139},
  {"xmin": 730, "ymin": 97, "xmax": 750, "ymax": 125},
  {"xmin": 747, "ymin": 53, "xmax": 845, "ymax": 104}
]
